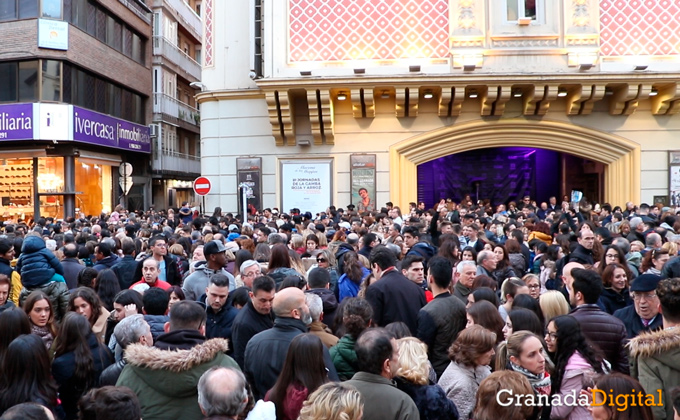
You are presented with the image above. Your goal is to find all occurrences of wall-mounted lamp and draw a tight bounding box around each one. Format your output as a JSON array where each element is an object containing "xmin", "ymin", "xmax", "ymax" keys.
[
  {"xmin": 468, "ymin": 90, "xmax": 478, "ymax": 99},
  {"xmin": 518, "ymin": 17, "xmax": 532, "ymax": 26},
  {"xmin": 512, "ymin": 89, "xmax": 523, "ymax": 98},
  {"xmin": 380, "ymin": 90, "xmax": 391, "ymax": 99},
  {"xmin": 189, "ymin": 82, "xmax": 206, "ymax": 91},
  {"xmin": 409, "ymin": 65, "xmax": 421, "ymax": 72},
  {"xmin": 557, "ymin": 88, "xmax": 568, "ymax": 97},
  {"xmin": 463, "ymin": 64, "xmax": 476, "ymax": 71},
  {"xmin": 579, "ymin": 63, "xmax": 593, "ymax": 71},
  {"xmin": 300, "ymin": 71, "xmax": 312, "ymax": 76},
  {"xmin": 423, "ymin": 91, "xmax": 434, "ymax": 99},
  {"xmin": 649, "ymin": 88, "xmax": 658, "ymax": 97},
  {"xmin": 634, "ymin": 65, "xmax": 648, "ymax": 71},
  {"xmin": 337, "ymin": 92, "xmax": 348, "ymax": 101},
  {"xmin": 353, "ymin": 68, "xmax": 365, "ymax": 74}
]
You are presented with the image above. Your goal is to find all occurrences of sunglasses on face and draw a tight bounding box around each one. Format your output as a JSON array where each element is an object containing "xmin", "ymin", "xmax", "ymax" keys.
[{"xmin": 317, "ymin": 258, "xmax": 327, "ymax": 263}]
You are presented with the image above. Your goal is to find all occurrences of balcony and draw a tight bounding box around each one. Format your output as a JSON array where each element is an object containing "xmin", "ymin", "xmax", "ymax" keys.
[
  {"xmin": 153, "ymin": 93, "xmax": 200, "ymax": 129},
  {"xmin": 152, "ymin": 149, "xmax": 201, "ymax": 176},
  {"xmin": 153, "ymin": 36, "xmax": 201, "ymax": 81},
  {"xmin": 165, "ymin": 0, "xmax": 202, "ymax": 38}
]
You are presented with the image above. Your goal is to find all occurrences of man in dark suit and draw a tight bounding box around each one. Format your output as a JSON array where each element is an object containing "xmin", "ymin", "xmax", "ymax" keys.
[
  {"xmin": 613, "ymin": 274, "xmax": 663, "ymax": 338},
  {"xmin": 365, "ymin": 245, "xmax": 426, "ymax": 335}
]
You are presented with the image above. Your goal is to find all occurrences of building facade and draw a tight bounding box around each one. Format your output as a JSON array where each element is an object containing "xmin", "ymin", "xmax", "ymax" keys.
[
  {"xmin": 150, "ymin": 0, "xmax": 202, "ymax": 210},
  {"xmin": 0, "ymin": 0, "xmax": 153, "ymax": 220},
  {"xmin": 198, "ymin": 0, "xmax": 680, "ymax": 213}
]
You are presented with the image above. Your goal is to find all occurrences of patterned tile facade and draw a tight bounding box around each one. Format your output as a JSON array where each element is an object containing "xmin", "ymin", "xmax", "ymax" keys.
[
  {"xmin": 288, "ymin": 0, "xmax": 449, "ymax": 62},
  {"xmin": 600, "ymin": 0, "xmax": 680, "ymax": 56},
  {"xmin": 204, "ymin": 0, "xmax": 214, "ymax": 67}
]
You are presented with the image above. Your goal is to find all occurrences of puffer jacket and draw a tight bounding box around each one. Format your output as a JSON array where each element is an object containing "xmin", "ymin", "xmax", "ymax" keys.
[
  {"xmin": 19, "ymin": 280, "xmax": 69, "ymax": 322},
  {"xmin": 266, "ymin": 267, "xmax": 300, "ymax": 287},
  {"xmin": 116, "ymin": 334, "xmax": 239, "ymax": 420},
  {"xmin": 16, "ymin": 235, "xmax": 64, "ymax": 287},
  {"xmin": 569, "ymin": 304, "xmax": 629, "ymax": 374},
  {"xmin": 329, "ymin": 334, "xmax": 358, "ymax": 381},
  {"xmin": 629, "ymin": 327, "xmax": 680, "ymax": 420}
]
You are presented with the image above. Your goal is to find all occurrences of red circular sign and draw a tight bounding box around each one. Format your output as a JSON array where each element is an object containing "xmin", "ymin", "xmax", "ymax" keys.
[{"xmin": 193, "ymin": 176, "xmax": 212, "ymax": 196}]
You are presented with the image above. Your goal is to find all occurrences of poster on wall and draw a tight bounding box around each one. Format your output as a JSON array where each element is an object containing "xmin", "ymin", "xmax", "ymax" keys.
[
  {"xmin": 280, "ymin": 159, "xmax": 333, "ymax": 215},
  {"xmin": 350, "ymin": 154, "xmax": 377, "ymax": 212},
  {"xmin": 670, "ymin": 152, "xmax": 680, "ymax": 206},
  {"xmin": 236, "ymin": 157, "xmax": 262, "ymax": 214}
]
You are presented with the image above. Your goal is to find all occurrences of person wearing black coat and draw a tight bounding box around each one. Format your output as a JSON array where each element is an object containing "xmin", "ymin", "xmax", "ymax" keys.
[
  {"xmin": 111, "ymin": 242, "xmax": 139, "ymax": 289},
  {"xmin": 231, "ymin": 282, "xmax": 275, "ymax": 368},
  {"xmin": 365, "ymin": 246, "xmax": 427, "ymax": 335},
  {"xmin": 613, "ymin": 304, "xmax": 663, "ymax": 339},
  {"xmin": 52, "ymin": 327, "xmax": 113, "ymax": 419},
  {"xmin": 200, "ymin": 292, "xmax": 239, "ymax": 354},
  {"xmin": 395, "ymin": 377, "xmax": 459, "ymax": 420},
  {"xmin": 597, "ymin": 287, "xmax": 633, "ymax": 315}
]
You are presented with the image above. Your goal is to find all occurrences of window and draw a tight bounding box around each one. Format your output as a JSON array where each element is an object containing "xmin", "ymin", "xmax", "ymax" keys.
[
  {"xmin": 0, "ymin": 1, "xmax": 18, "ymax": 21},
  {"xmin": 41, "ymin": 60, "xmax": 61, "ymax": 101},
  {"xmin": 42, "ymin": 0, "xmax": 62, "ymax": 19},
  {"xmin": 20, "ymin": 0, "xmax": 38, "ymax": 19},
  {"xmin": 0, "ymin": 0, "xmax": 38, "ymax": 20},
  {"xmin": 18, "ymin": 61, "xmax": 38, "ymax": 102},
  {"xmin": 0, "ymin": 62, "xmax": 17, "ymax": 102},
  {"xmin": 132, "ymin": 33, "xmax": 143, "ymax": 64},
  {"xmin": 71, "ymin": 0, "xmax": 87, "ymax": 29},
  {"xmin": 506, "ymin": 0, "xmax": 540, "ymax": 23}
]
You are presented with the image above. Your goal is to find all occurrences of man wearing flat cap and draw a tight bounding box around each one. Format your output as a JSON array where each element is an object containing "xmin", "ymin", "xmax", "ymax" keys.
[{"xmin": 613, "ymin": 274, "xmax": 664, "ymax": 339}]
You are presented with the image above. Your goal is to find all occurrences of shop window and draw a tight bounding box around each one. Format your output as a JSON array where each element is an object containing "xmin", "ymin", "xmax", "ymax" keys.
[
  {"xmin": 0, "ymin": 62, "xmax": 17, "ymax": 102},
  {"xmin": 41, "ymin": 60, "xmax": 61, "ymax": 101},
  {"xmin": 41, "ymin": 0, "xmax": 62, "ymax": 19},
  {"xmin": 506, "ymin": 0, "xmax": 542, "ymax": 23},
  {"xmin": 18, "ymin": 61, "xmax": 38, "ymax": 102},
  {"xmin": 75, "ymin": 159, "xmax": 113, "ymax": 216}
]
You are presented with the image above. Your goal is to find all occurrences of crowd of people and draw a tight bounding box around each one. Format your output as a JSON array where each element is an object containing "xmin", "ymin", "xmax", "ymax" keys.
[{"xmin": 0, "ymin": 195, "xmax": 680, "ymax": 420}]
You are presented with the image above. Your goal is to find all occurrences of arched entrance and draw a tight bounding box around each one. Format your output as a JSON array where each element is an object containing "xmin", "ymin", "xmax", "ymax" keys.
[{"xmin": 389, "ymin": 119, "xmax": 641, "ymax": 208}]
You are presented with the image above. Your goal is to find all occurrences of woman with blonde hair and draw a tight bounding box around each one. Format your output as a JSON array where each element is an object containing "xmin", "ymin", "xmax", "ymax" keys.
[
  {"xmin": 472, "ymin": 370, "xmax": 535, "ymax": 420},
  {"xmin": 395, "ymin": 337, "xmax": 458, "ymax": 420},
  {"xmin": 539, "ymin": 291, "xmax": 570, "ymax": 326},
  {"xmin": 662, "ymin": 240, "xmax": 678, "ymax": 257},
  {"xmin": 298, "ymin": 382, "xmax": 363, "ymax": 420}
]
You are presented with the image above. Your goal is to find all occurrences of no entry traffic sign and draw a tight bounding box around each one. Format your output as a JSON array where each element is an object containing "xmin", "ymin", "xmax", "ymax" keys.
[{"xmin": 194, "ymin": 176, "xmax": 212, "ymax": 196}]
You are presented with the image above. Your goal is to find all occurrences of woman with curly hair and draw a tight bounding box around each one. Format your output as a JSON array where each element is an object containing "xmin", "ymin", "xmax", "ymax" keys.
[
  {"xmin": 438, "ymin": 325, "xmax": 496, "ymax": 420},
  {"xmin": 298, "ymin": 382, "xmax": 363, "ymax": 420},
  {"xmin": 394, "ymin": 337, "xmax": 459, "ymax": 420},
  {"xmin": 330, "ymin": 297, "xmax": 373, "ymax": 381},
  {"xmin": 68, "ymin": 287, "xmax": 109, "ymax": 343},
  {"xmin": 545, "ymin": 315, "xmax": 608, "ymax": 420}
]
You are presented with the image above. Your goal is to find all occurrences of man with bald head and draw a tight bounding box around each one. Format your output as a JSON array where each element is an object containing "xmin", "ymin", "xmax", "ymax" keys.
[
  {"xmin": 197, "ymin": 367, "xmax": 248, "ymax": 419},
  {"xmin": 562, "ymin": 261, "xmax": 584, "ymax": 300},
  {"xmin": 243, "ymin": 287, "xmax": 338, "ymax": 399}
]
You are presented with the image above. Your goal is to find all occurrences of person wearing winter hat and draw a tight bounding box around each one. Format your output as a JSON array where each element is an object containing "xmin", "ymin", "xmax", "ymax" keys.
[{"xmin": 613, "ymin": 273, "xmax": 663, "ymax": 338}]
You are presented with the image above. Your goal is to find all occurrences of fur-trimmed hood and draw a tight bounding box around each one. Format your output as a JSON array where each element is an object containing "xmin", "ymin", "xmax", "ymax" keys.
[
  {"xmin": 124, "ymin": 338, "xmax": 230, "ymax": 373},
  {"xmin": 628, "ymin": 327, "xmax": 680, "ymax": 359}
]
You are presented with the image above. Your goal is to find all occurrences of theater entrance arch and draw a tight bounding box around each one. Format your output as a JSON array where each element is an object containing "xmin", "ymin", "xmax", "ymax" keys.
[{"xmin": 389, "ymin": 119, "xmax": 640, "ymax": 208}]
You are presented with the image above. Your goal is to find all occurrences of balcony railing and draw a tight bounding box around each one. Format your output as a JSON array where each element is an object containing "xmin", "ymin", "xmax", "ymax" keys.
[
  {"xmin": 152, "ymin": 149, "xmax": 201, "ymax": 175},
  {"xmin": 153, "ymin": 36, "xmax": 201, "ymax": 80},
  {"xmin": 153, "ymin": 93, "xmax": 200, "ymax": 126},
  {"xmin": 166, "ymin": 0, "xmax": 202, "ymax": 37}
]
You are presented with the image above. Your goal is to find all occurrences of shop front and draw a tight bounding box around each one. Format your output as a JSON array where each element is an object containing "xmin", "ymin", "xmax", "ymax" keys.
[{"xmin": 0, "ymin": 103, "xmax": 150, "ymax": 221}]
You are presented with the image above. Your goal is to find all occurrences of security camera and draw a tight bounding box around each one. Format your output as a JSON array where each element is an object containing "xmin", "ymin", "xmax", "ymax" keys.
[{"xmin": 249, "ymin": 70, "xmax": 257, "ymax": 80}]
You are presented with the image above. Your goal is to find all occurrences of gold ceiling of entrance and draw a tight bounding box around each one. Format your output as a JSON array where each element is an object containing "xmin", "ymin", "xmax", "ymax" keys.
[{"xmin": 252, "ymin": 74, "xmax": 680, "ymax": 146}]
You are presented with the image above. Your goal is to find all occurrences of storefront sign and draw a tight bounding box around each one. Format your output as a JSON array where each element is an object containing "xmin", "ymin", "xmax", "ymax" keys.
[
  {"xmin": 350, "ymin": 154, "xmax": 377, "ymax": 212},
  {"xmin": 38, "ymin": 19, "xmax": 69, "ymax": 51},
  {"xmin": 0, "ymin": 103, "xmax": 34, "ymax": 141},
  {"xmin": 237, "ymin": 157, "xmax": 262, "ymax": 212},
  {"xmin": 280, "ymin": 159, "xmax": 333, "ymax": 214},
  {"xmin": 0, "ymin": 103, "xmax": 150, "ymax": 154},
  {"xmin": 73, "ymin": 107, "xmax": 151, "ymax": 153}
]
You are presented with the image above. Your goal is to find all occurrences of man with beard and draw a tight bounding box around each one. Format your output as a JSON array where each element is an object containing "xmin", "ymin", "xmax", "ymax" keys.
[{"xmin": 243, "ymin": 287, "xmax": 338, "ymax": 399}]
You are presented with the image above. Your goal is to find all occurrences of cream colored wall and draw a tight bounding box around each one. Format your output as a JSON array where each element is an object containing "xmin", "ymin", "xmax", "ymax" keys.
[{"xmin": 200, "ymin": 89, "xmax": 678, "ymax": 212}]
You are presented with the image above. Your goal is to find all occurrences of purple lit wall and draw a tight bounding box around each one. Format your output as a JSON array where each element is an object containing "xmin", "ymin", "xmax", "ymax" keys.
[{"xmin": 417, "ymin": 147, "xmax": 560, "ymax": 207}]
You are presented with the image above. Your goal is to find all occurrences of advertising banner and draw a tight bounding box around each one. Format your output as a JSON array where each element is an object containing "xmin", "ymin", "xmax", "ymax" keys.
[
  {"xmin": 350, "ymin": 154, "xmax": 377, "ymax": 212},
  {"xmin": 280, "ymin": 159, "xmax": 333, "ymax": 215},
  {"xmin": 38, "ymin": 19, "xmax": 69, "ymax": 51},
  {"xmin": 237, "ymin": 157, "xmax": 262, "ymax": 212}
]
